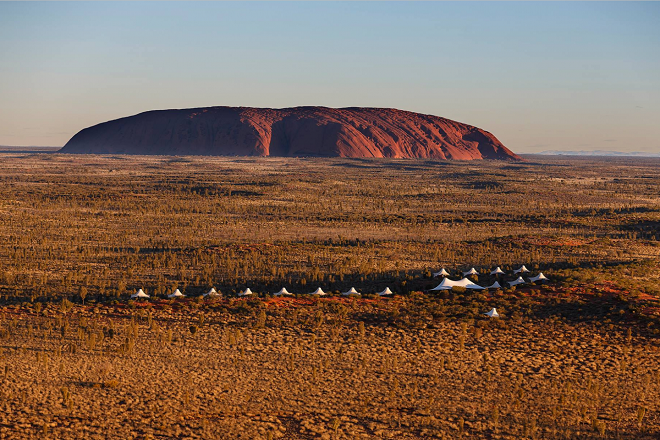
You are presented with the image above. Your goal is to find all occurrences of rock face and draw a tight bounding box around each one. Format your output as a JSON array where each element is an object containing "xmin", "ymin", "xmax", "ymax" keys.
[{"xmin": 60, "ymin": 106, "xmax": 520, "ymax": 160}]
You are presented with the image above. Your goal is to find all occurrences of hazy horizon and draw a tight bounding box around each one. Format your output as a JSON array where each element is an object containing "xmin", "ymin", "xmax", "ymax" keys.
[{"xmin": 1, "ymin": 2, "xmax": 659, "ymax": 154}]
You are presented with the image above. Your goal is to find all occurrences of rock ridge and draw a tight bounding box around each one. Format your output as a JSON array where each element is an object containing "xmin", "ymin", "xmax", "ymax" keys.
[{"xmin": 60, "ymin": 106, "xmax": 520, "ymax": 160}]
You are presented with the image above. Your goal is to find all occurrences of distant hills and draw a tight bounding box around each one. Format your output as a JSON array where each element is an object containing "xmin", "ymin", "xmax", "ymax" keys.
[
  {"xmin": 60, "ymin": 106, "xmax": 520, "ymax": 161},
  {"xmin": 538, "ymin": 150, "xmax": 660, "ymax": 158},
  {"xmin": 0, "ymin": 145, "xmax": 59, "ymax": 152}
]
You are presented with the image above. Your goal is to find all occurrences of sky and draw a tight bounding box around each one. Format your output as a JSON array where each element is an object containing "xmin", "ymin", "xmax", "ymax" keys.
[{"xmin": 0, "ymin": 1, "xmax": 659, "ymax": 154}]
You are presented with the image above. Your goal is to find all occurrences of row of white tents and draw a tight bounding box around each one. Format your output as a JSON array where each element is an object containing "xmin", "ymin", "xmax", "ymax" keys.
[
  {"xmin": 131, "ymin": 287, "xmax": 220, "ymax": 299},
  {"xmin": 430, "ymin": 272, "xmax": 548, "ymax": 291},
  {"xmin": 433, "ymin": 265, "xmax": 533, "ymax": 278},
  {"xmin": 432, "ymin": 266, "xmax": 548, "ymax": 318},
  {"xmin": 130, "ymin": 273, "xmax": 547, "ymax": 299},
  {"xmin": 237, "ymin": 286, "xmax": 393, "ymax": 297},
  {"xmin": 130, "ymin": 286, "xmax": 394, "ymax": 299},
  {"xmin": 130, "ymin": 285, "xmax": 503, "ymax": 318},
  {"xmin": 129, "ymin": 264, "xmax": 548, "ymax": 302}
]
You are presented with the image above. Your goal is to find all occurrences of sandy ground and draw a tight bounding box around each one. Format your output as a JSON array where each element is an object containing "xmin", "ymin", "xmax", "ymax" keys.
[{"xmin": 1, "ymin": 297, "xmax": 659, "ymax": 439}]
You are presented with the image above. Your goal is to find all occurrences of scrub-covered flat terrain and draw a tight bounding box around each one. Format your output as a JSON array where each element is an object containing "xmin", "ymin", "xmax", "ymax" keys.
[
  {"xmin": 0, "ymin": 153, "xmax": 659, "ymax": 438},
  {"xmin": 2, "ymin": 289, "xmax": 660, "ymax": 439}
]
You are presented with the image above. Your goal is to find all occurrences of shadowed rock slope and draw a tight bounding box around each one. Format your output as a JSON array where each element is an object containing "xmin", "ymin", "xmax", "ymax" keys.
[{"xmin": 61, "ymin": 106, "xmax": 520, "ymax": 160}]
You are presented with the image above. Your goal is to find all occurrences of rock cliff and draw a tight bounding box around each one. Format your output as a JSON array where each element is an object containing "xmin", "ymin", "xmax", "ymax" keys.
[{"xmin": 61, "ymin": 106, "xmax": 520, "ymax": 160}]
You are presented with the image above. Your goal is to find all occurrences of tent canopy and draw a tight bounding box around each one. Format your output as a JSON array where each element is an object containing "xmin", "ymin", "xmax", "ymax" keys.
[
  {"xmin": 529, "ymin": 273, "xmax": 548, "ymax": 282},
  {"xmin": 486, "ymin": 281, "xmax": 501, "ymax": 289},
  {"xmin": 431, "ymin": 277, "xmax": 484, "ymax": 291},
  {"xmin": 131, "ymin": 289, "xmax": 149, "ymax": 299},
  {"xmin": 463, "ymin": 268, "xmax": 479, "ymax": 276},
  {"xmin": 274, "ymin": 287, "xmax": 293, "ymax": 296},
  {"xmin": 513, "ymin": 265, "xmax": 530, "ymax": 274},
  {"xmin": 378, "ymin": 287, "xmax": 393, "ymax": 296},
  {"xmin": 204, "ymin": 287, "xmax": 219, "ymax": 297},
  {"xmin": 310, "ymin": 287, "xmax": 326, "ymax": 296},
  {"xmin": 168, "ymin": 289, "xmax": 184, "ymax": 298},
  {"xmin": 433, "ymin": 268, "xmax": 450, "ymax": 277},
  {"xmin": 342, "ymin": 287, "xmax": 360, "ymax": 296},
  {"xmin": 484, "ymin": 308, "xmax": 500, "ymax": 318},
  {"xmin": 508, "ymin": 277, "xmax": 526, "ymax": 286},
  {"xmin": 238, "ymin": 288, "xmax": 253, "ymax": 296},
  {"xmin": 490, "ymin": 267, "xmax": 505, "ymax": 275}
]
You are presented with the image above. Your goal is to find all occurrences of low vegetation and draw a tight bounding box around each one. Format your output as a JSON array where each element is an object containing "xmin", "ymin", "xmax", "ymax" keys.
[{"xmin": 0, "ymin": 153, "xmax": 658, "ymax": 438}]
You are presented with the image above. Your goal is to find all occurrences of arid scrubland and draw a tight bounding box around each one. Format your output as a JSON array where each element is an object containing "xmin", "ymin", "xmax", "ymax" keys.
[{"xmin": 0, "ymin": 153, "xmax": 659, "ymax": 438}]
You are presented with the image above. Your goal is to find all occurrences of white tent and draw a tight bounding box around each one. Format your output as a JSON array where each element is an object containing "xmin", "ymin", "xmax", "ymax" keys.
[
  {"xmin": 484, "ymin": 308, "xmax": 500, "ymax": 318},
  {"xmin": 463, "ymin": 268, "xmax": 479, "ymax": 276},
  {"xmin": 342, "ymin": 287, "xmax": 360, "ymax": 296},
  {"xmin": 275, "ymin": 287, "xmax": 292, "ymax": 296},
  {"xmin": 433, "ymin": 268, "xmax": 450, "ymax": 277},
  {"xmin": 490, "ymin": 267, "xmax": 505, "ymax": 275},
  {"xmin": 486, "ymin": 281, "xmax": 501, "ymax": 289},
  {"xmin": 238, "ymin": 288, "xmax": 253, "ymax": 297},
  {"xmin": 309, "ymin": 287, "xmax": 326, "ymax": 296},
  {"xmin": 203, "ymin": 287, "xmax": 219, "ymax": 297},
  {"xmin": 273, "ymin": 287, "xmax": 293, "ymax": 296},
  {"xmin": 431, "ymin": 278, "xmax": 484, "ymax": 291},
  {"xmin": 378, "ymin": 287, "xmax": 393, "ymax": 296},
  {"xmin": 168, "ymin": 289, "xmax": 184, "ymax": 299},
  {"xmin": 508, "ymin": 277, "xmax": 526, "ymax": 287},
  {"xmin": 513, "ymin": 265, "xmax": 530, "ymax": 274},
  {"xmin": 529, "ymin": 273, "xmax": 548, "ymax": 282},
  {"xmin": 131, "ymin": 289, "xmax": 149, "ymax": 299}
]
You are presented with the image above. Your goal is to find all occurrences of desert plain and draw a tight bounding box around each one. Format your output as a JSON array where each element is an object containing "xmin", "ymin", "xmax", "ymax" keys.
[{"xmin": 0, "ymin": 153, "xmax": 659, "ymax": 439}]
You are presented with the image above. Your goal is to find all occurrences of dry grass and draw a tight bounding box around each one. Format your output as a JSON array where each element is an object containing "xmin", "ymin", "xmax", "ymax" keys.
[
  {"xmin": 0, "ymin": 154, "xmax": 658, "ymax": 302},
  {"xmin": 1, "ymin": 297, "xmax": 659, "ymax": 439},
  {"xmin": 0, "ymin": 153, "xmax": 658, "ymax": 438}
]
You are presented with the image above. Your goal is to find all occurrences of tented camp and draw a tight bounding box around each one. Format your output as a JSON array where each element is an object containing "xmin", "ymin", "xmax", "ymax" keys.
[
  {"xmin": 378, "ymin": 287, "xmax": 393, "ymax": 296},
  {"xmin": 274, "ymin": 287, "xmax": 293, "ymax": 296},
  {"xmin": 168, "ymin": 289, "xmax": 184, "ymax": 299},
  {"xmin": 342, "ymin": 287, "xmax": 360, "ymax": 296},
  {"xmin": 490, "ymin": 267, "xmax": 505, "ymax": 275},
  {"xmin": 463, "ymin": 268, "xmax": 479, "ymax": 276},
  {"xmin": 433, "ymin": 268, "xmax": 450, "ymax": 277},
  {"xmin": 484, "ymin": 308, "xmax": 500, "ymax": 318},
  {"xmin": 431, "ymin": 277, "xmax": 484, "ymax": 291},
  {"xmin": 238, "ymin": 288, "xmax": 253, "ymax": 297},
  {"xmin": 131, "ymin": 289, "xmax": 149, "ymax": 299},
  {"xmin": 508, "ymin": 277, "xmax": 526, "ymax": 287},
  {"xmin": 529, "ymin": 273, "xmax": 549, "ymax": 282},
  {"xmin": 309, "ymin": 287, "xmax": 326, "ymax": 296},
  {"xmin": 203, "ymin": 287, "xmax": 219, "ymax": 297},
  {"xmin": 513, "ymin": 265, "xmax": 530, "ymax": 274},
  {"xmin": 486, "ymin": 281, "xmax": 501, "ymax": 289}
]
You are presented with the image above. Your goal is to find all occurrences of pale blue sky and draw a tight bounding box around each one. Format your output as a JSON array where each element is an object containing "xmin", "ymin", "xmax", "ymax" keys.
[{"xmin": 1, "ymin": 1, "xmax": 658, "ymax": 153}]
